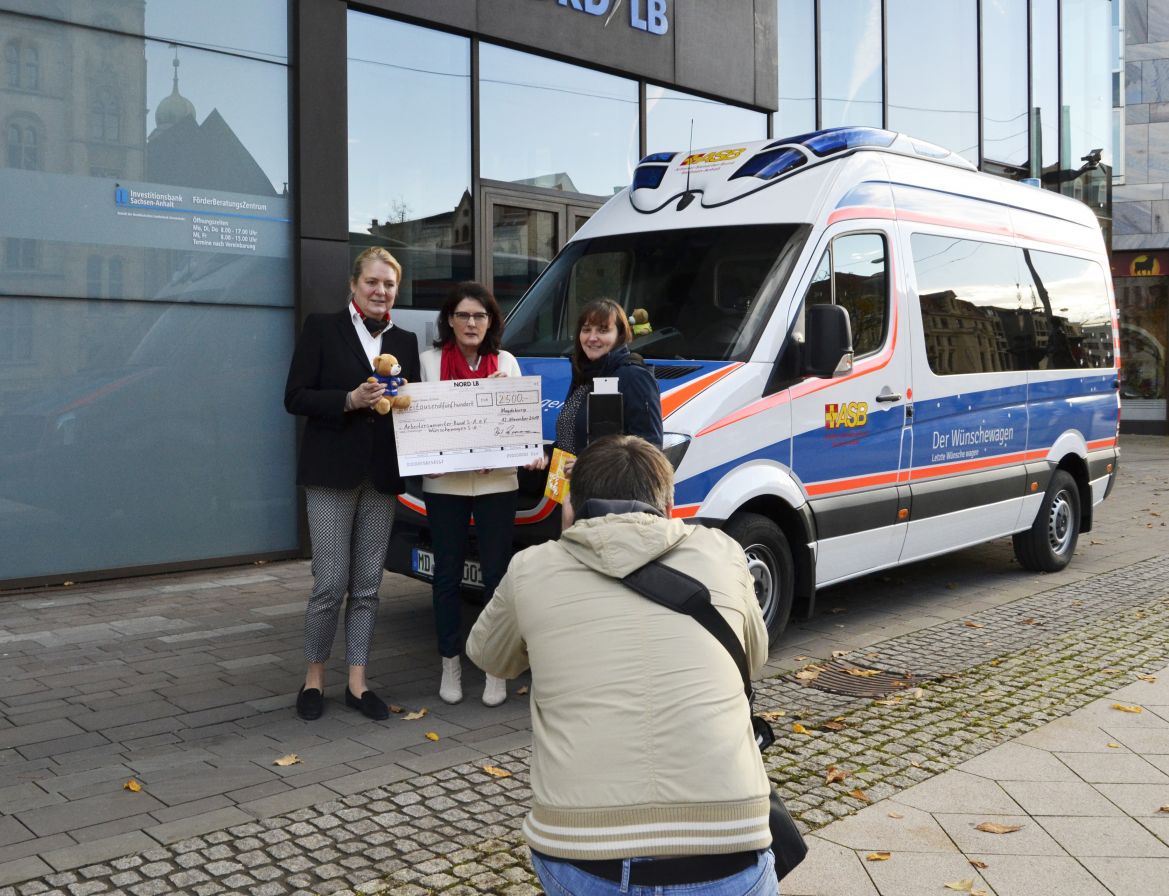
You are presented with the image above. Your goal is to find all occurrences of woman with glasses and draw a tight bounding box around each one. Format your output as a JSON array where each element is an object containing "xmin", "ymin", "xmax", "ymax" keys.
[{"xmin": 420, "ymin": 282, "xmax": 535, "ymax": 706}]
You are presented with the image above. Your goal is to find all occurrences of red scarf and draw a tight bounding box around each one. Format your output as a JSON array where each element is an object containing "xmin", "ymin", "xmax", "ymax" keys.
[{"xmin": 440, "ymin": 342, "xmax": 498, "ymax": 380}]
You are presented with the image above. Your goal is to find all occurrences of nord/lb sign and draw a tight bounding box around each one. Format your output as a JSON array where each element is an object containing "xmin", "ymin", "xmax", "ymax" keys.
[{"xmin": 556, "ymin": 0, "xmax": 669, "ymax": 36}]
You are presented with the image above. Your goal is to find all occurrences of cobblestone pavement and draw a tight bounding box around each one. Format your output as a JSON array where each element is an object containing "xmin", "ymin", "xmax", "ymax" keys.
[{"xmin": 1, "ymin": 436, "xmax": 1165, "ymax": 894}]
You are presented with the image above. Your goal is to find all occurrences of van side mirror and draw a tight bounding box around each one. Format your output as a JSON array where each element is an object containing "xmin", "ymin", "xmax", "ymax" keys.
[{"xmin": 803, "ymin": 303, "xmax": 853, "ymax": 378}]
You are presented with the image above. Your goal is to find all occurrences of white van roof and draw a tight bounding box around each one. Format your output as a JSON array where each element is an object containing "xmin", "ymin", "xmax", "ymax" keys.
[{"xmin": 573, "ymin": 127, "xmax": 1101, "ymax": 244}]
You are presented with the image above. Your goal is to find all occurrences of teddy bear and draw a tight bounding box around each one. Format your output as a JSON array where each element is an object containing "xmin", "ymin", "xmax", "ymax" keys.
[
  {"xmin": 631, "ymin": 307, "xmax": 653, "ymax": 336},
  {"xmin": 367, "ymin": 353, "xmax": 412, "ymax": 414}
]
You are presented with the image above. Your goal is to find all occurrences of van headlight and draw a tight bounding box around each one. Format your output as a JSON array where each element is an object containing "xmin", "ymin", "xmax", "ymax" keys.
[{"xmin": 661, "ymin": 432, "xmax": 691, "ymax": 470}]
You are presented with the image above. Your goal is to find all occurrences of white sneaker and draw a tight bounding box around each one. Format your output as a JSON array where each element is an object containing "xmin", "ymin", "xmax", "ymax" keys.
[
  {"xmin": 440, "ymin": 656, "xmax": 463, "ymax": 704},
  {"xmin": 482, "ymin": 673, "xmax": 508, "ymax": 707}
]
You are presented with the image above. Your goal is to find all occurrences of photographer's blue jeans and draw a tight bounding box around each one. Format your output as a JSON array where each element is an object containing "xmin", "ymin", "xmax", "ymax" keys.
[{"xmin": 530, "ymin": 850, "xmax": 777, "ymax": 896}]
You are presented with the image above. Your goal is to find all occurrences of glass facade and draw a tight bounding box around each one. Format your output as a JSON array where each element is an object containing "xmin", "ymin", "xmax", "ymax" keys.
[
  {"xmin": 819, "ymin": 0, "xmax": 883, "ymax": 128},
  {"xmin": 480, "ymin": 44, "xmax": 639, "ymax": 197},
  {"xmin": 775, "ymin": 0, "xmax": 815, "ymax": 137},
  {"xmin": 0, "ymin": 0, "xmax": 1130, "ymax": 584},
  {"xmin": 645, "ymin": 85, "xmax": 768, "ymax": 154},
  {"xmin": 0, "ymin": 2, "xmax": 296, "ymax": 582},
  {"xmin": 886, "ymin": 0, "xmax": 978, "ymax": 164},
  {"xmin": 346, "ymin": 16, "xmax": 472, "ymax": 312}
]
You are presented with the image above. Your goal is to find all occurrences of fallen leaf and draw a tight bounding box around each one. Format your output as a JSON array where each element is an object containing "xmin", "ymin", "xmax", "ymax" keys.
[
  {"xmin": 972, "ymin": 889, "xmax": 989, "ymax": 896},
  {"xmin": 865, "ymin": 851, "xmax": 891, "ymax": 861},
  {"xmin": 825, "ymin": 766, "xmax": 848, "ymax": 785},
  {"xmin": 830, "ymin": 607, "xmax": 847, "ymax": 614},
  {"xmin": 1112, "ymin": 703, "xmax": 1144, "ymax": 714},
  {"xmin": 1020, "ymin": 618, "xmax": 1040, "ymax": 625},
  {"xmin": 832, "ymin": 650, "xmax": 849, "ymax": 658},
  {"xmin": 273, "ymin": 754, "xmax": 301, "ymax": 767},
  {"xmin": 483, "ymin": 765, "xmax": 512, "ymax": 778},
  {"xmin": 943, "ymin": 880, "xmax": 974, "ymax": 892},
  {"xmin": 874, "ymin": 696, "xmax": 902, "ymax": 706},
  {"xmin": 848, "ymin": 788, "xmax": 870, "ymax": 802},
  {"xmin": 1102, "ymin": 668, "xmax": 1123, "ymax": 674},
  {"xmin": 1158, "ymin": 805, "xmax": 1169, "ymax": 813},
  {"xmin": 757, "ymin": 710, "xmax": 787, "ymax": 721},
  {"xmin": 1107, "ymin": 742, "xmax": 1121, "ymax": 748},
  {"xmin": 63, "ymin": 580, "xmax": 75, "ymax": 587},
  {"xmin": 402, "ymin": 708, "xmax": 429, "ymax": 721},
  {"xmin": 989, "ymin": 659, "xmax": 1003, "ymax": 666},
  {"xmin": 1137, "ymin": 674, "xmax": 1158, "ymax": 684},
  {"xmin": 975, "ymin": 822, "xmax": 1022, "ymax": 834},
  {"xmin": 887, "ymin": 811, "xmax": 904, "ymax": 819},
  {"xmin": 822, "ymin": 719, "xmax": 845, "ymax": 731},
  {"xmin": 794, "ymin": 655, "xmax": 808, "ymax": 661},
  {"xmin": 911, "ymin": 687, "xmax": 925, "ymax": 699},
  {"xmin": 795, "ymin": 667, "xmax": 822, "ymax": 682},
  {"xmin": 388, "ymin": 704, "xmax": 403, "ymax": 714},
  {"xmin": 515, "ymin": 685, "xmax": 529, "ymax": 696},
  {"xmin": 846, "ymin": 667, "xmax": 881, "ymax": 678},
  {"xmin": 792, "ymin": 723, "xmax": 811, "ymax": 736},
  {"xmin": 424, "ymin": 731, "xmax": 439, "ymax": 741},
  {"xmin": 968, "ymin": 859, "xmax": 989, "ymax": 869},
  {"xmin": 963, "ymin": 621, "xmax": 984, "ymax": 628},
  {"xmin": 1089, "ymin": 539, "xmax": 1102, "ymax": 545},
  {"xmin": 123, "ymin": 779, "xmax": 141, "ymax": 792}
]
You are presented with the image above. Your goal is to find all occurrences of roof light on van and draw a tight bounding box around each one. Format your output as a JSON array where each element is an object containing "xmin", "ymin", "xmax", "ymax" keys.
[
  {"xmin": 729, "ymin": 147, "xmax": 807, "ymax": 181},
  {"xmin": 640, "ymin": 151, "xmax": 678, "ymax": 164},
  {"xmin": 801, "ymin": 127, "xmax": 897, "ymax": 157},
  {"xmin": 632, "ymin": 164, "xmax": 671, "ymax": 191}
]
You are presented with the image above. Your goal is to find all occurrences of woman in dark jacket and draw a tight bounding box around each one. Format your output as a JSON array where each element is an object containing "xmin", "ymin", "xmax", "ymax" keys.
[
  {"xmin": 284, "ymin": 246, "xmax": 419, "ymax": 722},
  {"xmin": 551, "ymin": 299, "xmax": 663, "ymax": 476}
]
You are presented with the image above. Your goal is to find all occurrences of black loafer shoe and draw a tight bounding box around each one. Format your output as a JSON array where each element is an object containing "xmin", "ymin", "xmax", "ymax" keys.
[
  {"xmin": 346, "ymin": 688, "xmax": 389, "ymax": 721},
  {"xmin": 296, "ymin": 686, "xmax": 324, "ymax": 720}
]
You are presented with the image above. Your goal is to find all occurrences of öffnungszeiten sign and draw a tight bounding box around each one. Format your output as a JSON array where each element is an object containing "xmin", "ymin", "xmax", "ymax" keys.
[{"xmin": 392, "ymin": 376, "xmax": 544, "ymax": 475}]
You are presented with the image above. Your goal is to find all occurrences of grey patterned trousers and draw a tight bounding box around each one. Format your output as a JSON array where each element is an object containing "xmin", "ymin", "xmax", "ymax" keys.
[{"xmin": 303, "ymin": 481, "xmax": 395, "ymax": 666}]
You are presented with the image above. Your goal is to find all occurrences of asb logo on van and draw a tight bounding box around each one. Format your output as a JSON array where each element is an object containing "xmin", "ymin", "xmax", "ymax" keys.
[
  {"xmin": 824, "ymin": 401, "xmax": 868, "ymax": 429},
  {"xmin": 680, "ymin": 148, "xmax": 746, "ymax": 168}
]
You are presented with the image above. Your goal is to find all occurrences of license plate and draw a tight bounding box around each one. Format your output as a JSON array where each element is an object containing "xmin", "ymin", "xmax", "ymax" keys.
[{"xmin": 411, "ymin": 548, "xmax": 484, "ymax": 589}]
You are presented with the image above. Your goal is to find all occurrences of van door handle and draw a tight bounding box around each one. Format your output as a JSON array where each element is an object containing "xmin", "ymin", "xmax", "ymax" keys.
[{"xmin": 876, "ymin": 390, "xmax": 902, "ymax": 403}]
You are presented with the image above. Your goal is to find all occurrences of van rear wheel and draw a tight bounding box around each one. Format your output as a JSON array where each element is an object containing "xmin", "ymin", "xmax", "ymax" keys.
[
  {"xmin": 724, "ymin": 513, "xmax": 794, "ymax": 642},
  {"xmin": 1013, "ymin": 469, "xmax": 1081, "ymax": 572}
]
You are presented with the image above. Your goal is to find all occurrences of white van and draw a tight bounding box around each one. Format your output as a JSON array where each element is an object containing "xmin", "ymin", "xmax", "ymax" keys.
[{"xmin": 388, "ymin": 127, "xmax": 1121, "ymax": 640}]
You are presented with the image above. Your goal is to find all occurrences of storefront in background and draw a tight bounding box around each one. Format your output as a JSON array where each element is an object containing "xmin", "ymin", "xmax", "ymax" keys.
[
  {"xmin": 1112, "ymin": 250, "xmax": 1169, "ymax": 434},
  {"xmin": 0, "ymin": 0, "xmax": 1120, "ymax": 587}
]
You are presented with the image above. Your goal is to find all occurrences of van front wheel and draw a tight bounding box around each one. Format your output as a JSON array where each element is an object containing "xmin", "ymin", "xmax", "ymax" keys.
[
  {"xmin": 1013, "ymin": 469, "xmax": 1081, "ymax": 572},
  {"xmin": 724, "ymin": 513, "xmax": 794, "ymax": 642}
]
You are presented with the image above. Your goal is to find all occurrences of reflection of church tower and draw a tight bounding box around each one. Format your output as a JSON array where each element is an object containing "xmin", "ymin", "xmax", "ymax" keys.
[
  {"xmin": 146, "ymin": 47, "xmax": 277, "ymax": 196},
  {"xmin": 154, "ymin": 47, "xmax": 196, "ymax": 132}
]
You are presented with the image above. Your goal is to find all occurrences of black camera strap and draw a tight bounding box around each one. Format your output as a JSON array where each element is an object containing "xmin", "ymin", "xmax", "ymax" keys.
[{"xmin": 621, "ymin": 560, "xmax": 752, "ymax": 702}]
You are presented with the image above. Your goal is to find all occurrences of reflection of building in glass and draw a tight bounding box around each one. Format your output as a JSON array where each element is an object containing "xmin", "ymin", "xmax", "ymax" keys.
[
  {"xmin": 1080, "ymin": 318, "xmax": 1114, "ymax": 369},
  {"xmin": 992, "ymin": 305, "xmax": 1049, "ymax": 370},
  {"xmin": 920, "ymin": 290, "xmax": 1010, "ymax": 374}
]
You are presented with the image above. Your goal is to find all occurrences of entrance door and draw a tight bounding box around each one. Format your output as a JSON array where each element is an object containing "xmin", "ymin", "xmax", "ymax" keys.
[{"xmin": 479, "ymin": 182, "xmax": 603, "ymax": 312}]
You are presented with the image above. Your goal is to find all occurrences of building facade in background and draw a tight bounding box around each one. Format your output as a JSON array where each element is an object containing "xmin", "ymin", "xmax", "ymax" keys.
[
  {"xmin": 1114, "ymin": 0, "xmax": 1169, "ymax": 433},
  {"xmin": 0, "ymin": 0, "xmax": 1135, "ymax": 586}
]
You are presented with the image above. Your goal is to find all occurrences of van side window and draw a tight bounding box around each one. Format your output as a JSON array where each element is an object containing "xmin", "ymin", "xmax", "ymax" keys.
[
  {"xmin": 910, "ymin": 234, "xmax": 1113, "ymax": 374},
  {"xmin": 804, "ymin": 233, "xmax": 888, "ymax": 357},
  {"xmin": 1020, "ymin": 250, "xmax": 1114, "ymax": 369}
]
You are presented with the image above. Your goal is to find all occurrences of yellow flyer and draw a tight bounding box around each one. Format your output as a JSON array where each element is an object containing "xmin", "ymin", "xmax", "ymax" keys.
[{"xmin": 544, "ymin": 448, "xmax": 575, "ymax": 504}]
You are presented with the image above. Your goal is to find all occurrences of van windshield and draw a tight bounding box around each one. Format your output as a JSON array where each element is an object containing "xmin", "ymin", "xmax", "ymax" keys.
[{"xmin": 504, "ymin": 224, "xmax": 803, "ymax": 361}]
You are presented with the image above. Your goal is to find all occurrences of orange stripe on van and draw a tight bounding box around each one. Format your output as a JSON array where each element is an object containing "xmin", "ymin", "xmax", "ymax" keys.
[
  {"xmin": 827, "ymin": 207, "xmax": 897, "ymax": 226},
  {"xmin": 671, "ymin": 504, "xmax": 701, "ymax": 519},
  {"xmin": 1087, "ymin": 437, "xmax": 1118, "ymax": 451},
  {"xmin": 661, "ymin": 363, "xmax": 742, "ymax": 419},
  {"xmin": 805, "ymin": 448, "xmax": 1052, "ymax": 498}
]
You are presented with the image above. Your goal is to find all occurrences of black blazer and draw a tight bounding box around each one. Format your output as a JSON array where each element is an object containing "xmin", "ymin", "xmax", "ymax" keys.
[{"xmin": 284, "ymin": 308, "xmax": 420, "ymax": 494}]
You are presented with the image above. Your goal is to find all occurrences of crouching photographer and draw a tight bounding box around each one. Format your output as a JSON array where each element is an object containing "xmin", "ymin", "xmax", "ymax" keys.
[{"xmin": 468, "ymin": 434, "xmax": 796, "ymax": 895}]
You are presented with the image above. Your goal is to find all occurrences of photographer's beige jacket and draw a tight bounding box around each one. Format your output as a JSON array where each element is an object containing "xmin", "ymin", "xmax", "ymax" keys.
[{"xmin": 467, "ymin": 511, "xmax": 772, "ymax": 860}]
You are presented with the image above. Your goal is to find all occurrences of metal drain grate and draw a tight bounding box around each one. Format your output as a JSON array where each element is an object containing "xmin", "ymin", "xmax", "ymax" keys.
[{"xmin": 790, "ymin": 660, "xmax": 932, "ymax": 698}]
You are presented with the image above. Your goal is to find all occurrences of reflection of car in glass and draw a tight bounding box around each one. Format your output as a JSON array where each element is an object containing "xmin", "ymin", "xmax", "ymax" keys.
[{"xmin": 389, "ymin": 128, "xmax": 1121, "ymax": 643}]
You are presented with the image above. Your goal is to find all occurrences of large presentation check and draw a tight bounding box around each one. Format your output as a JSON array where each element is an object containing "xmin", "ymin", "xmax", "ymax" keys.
[{"xmin": 392, "ymin": 375, "xmax": 544, "ymax": 475}]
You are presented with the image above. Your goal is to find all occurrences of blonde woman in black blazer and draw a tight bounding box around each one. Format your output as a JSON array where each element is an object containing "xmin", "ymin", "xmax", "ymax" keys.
[{"xmin": 284, "ymin": 247, "xmax": 420, "ymax": 721}]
